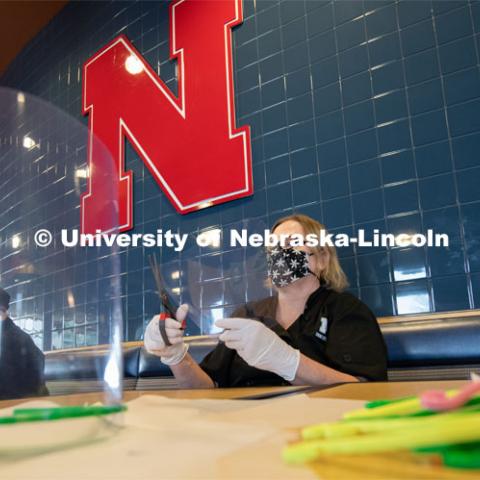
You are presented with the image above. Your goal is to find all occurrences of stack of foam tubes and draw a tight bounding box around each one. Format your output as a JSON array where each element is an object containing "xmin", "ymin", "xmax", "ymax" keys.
[{"xmin": 283, "ymin": 374, "xmax": 480, "ymax": 470}]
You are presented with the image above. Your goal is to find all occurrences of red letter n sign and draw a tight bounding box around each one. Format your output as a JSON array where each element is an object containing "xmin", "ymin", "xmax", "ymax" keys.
[{"xmin": 81, "ymin": 0, "xmax": 253, "ymax": 233}]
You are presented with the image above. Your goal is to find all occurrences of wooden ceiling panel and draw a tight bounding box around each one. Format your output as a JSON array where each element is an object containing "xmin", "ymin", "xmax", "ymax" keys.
[{"xmin": 0, "ymin": 0, "xmax": 68, "ymax": 77}]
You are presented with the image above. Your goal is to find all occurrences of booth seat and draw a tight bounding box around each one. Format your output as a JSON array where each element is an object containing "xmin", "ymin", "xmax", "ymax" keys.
[
  {"xmin": 44, "ymin": 337, "xmax": 217, "ymax": 395},
  {"xmin": 44, "ymin": 311, "xmax": 480, "ymax": 395},
  {"xmin": 44, "ymin": 345, "xmax": 140, "ymax": 396},
  {"xmin": 381, "ymin": 312, "xmax": 480, "ymax": 381}
]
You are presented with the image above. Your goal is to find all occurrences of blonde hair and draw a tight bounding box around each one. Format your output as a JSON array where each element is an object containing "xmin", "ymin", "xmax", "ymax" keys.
[{"xmin": 271, "ymin": 214, "xmax": 349, "ymax": 292}]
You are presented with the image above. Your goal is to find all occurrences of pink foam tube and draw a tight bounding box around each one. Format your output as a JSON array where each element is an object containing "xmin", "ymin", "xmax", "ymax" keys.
[{"xmin": 420, "ymin": 381, "xmax": 480, "ymax": 411}]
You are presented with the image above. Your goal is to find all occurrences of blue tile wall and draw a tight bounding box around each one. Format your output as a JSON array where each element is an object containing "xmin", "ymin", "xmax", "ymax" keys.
[{"xmin": 1, "ymin": 0, "xmax": 480, "ymax": 349}]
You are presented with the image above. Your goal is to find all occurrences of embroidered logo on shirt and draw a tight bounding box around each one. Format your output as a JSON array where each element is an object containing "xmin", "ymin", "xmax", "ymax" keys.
[{"xmin": 315, "ymin": 317, "xmax": 328, "ymax": 341}]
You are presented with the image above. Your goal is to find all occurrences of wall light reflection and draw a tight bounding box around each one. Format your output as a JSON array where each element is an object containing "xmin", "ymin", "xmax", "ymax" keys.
[
  {"xmin": 125, "ymin": 55, "xmax": 144, "ymax": 75},
  {"xmin": 22, "ymin": 136, "xmax": 36, "ymax": 149},
  {"xmin": 197, "ymin": 229, "xmax": 221, "ymax": 248},
  {"xmin": 397, "ymin": 291, "xmax": 430, "ymax": 314},
  {"xmin": 75, "ymin": 167, "xmax": 89, "ymax": 179},
  {"xmin": 11, "ymin": 235, "xmax": 21, "ymax": 249},
  {"xmin": 395, "ymin": 233, "xmax": 413, "ymax": 247}
]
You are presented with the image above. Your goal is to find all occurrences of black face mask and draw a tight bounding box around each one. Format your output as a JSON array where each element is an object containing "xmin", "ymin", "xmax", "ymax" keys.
[{"xmin": 266, "ymin": 246, "xmax": 314, "ymax": 288}]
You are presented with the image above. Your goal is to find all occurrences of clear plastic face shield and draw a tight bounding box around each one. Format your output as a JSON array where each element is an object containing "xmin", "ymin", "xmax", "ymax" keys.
[
  {"xmin": 154, "ymin": 218, "xmax": 323, "ymax": 334},
  {"xmin": 0, "ymin": 88, "xmax": 123, "ymax": 452},
  {"xmin": 154, "ymin": 218, "xmax": 273, "ymax": 335}
]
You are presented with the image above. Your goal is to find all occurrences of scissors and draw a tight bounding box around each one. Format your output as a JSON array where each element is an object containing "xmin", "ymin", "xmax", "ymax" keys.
[{"xmin": 148, "ymin": 254, "xmax": 186, "ymax": 346}]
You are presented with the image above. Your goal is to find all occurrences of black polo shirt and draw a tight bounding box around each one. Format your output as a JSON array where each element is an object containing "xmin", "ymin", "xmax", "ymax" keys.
[
  {"xmin": 0, "ymin": 317, "xmax": 48, "ymax": 400},
  {"xmin": 199, "ymin": 285, "xmax": 388, "ymax": 387}
]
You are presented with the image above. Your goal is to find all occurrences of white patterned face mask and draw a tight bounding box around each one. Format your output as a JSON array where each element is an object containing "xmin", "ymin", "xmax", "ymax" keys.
[{"xmin": 266, "ymin": 246, "xmax": 314, "ymax": 288}]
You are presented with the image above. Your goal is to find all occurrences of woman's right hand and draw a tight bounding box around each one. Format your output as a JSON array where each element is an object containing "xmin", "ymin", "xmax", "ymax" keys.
[{"xmin": 144, "ymin": 304, "xmax": 189, "ymax": 365}]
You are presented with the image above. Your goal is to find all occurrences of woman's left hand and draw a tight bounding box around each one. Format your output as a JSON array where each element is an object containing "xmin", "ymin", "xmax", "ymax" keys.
[{"xmin": 215, "ymin": 318, "xmax": 300, "ymax": 382}]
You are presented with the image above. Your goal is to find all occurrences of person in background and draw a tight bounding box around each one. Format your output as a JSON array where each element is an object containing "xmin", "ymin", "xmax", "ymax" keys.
[
  {"xmin": 144, "ymin": 214, "xmax": 388, "ymax": 388},
  {"xmin": 0, "ymin": 288, "xmax": 48, "ymax": 399}
]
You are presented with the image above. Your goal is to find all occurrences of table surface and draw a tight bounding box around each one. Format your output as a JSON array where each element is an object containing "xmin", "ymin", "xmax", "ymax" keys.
[
  {"xmin": 0, "ymin": 379, "xmax": 476, "ymax": 480},
  {"xmin": 308, "ymin": 379, "xmax": 467, "ymax": 400},
  {"xmin": 0, "ymin": 385, "xmax": 309, "ymax": 409},
  {"xmin": 0, "ymin": 379, "xmax": 468, "ymax": 409}
]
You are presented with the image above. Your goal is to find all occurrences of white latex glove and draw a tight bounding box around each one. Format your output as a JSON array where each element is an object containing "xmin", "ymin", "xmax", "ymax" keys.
[
  {"xmin": 215, "ymin": 317, "xmax": 300, "ymax": 382},
  {"xmin": 144, "ymin": 304, "xmax": 189, "ymax": 365}
]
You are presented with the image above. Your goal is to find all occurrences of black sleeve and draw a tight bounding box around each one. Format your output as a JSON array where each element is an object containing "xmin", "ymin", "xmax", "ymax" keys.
[
  {"xmin": 198, "ymin": 342, "xmax": 235, "ymax": 388},
  {"xmin": 26, "ymin": 337, "xmax": 48, "ymax": 396},
  {"xmin": 325, "ymin": 304, "xmax": 388, "ymax": 381},
  {"xmin": 32, "ymin": 343, "xmax": 49, "ymax": 396},
  {"xmin": 198, "ymin": 305, "xmax": 247, "ymax": 387}
]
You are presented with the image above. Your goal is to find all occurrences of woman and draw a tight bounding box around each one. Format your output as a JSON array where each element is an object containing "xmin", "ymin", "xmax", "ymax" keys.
[{"xmin": 144, "ymin": 214, "xmax": 388, "ymax": 388}]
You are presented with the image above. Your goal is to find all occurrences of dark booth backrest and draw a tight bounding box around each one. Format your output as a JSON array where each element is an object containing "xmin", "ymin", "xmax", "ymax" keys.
[
  {"xmin": 43, "ymin": 312, "xmax": 480, "ymax": 391},
  {"xmin": 382, "ymin": 317, "xmax": 480, "ymax": 367}
]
